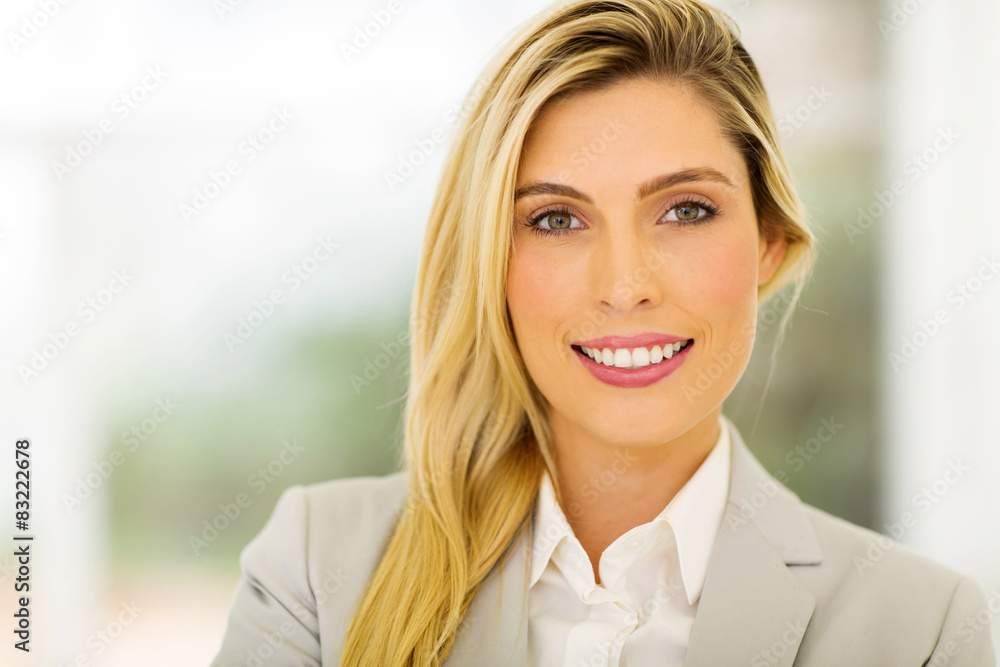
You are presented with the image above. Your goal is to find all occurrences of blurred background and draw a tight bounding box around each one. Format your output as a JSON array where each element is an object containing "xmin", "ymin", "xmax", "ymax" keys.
[{"xmin": 0, "ymin": 0, "xmax": 998, "ymax": 663}]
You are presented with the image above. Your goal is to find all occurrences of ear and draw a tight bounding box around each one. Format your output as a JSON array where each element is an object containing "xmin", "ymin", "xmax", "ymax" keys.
[{"xmin": 757, "ymin": 229, "xmax": 787, "ymax": 287}]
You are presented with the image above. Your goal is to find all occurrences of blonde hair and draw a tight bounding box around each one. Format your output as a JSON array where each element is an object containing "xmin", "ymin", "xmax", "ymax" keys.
[{"xmin": 338, "ymin": 1, "xmax": 816, "ymax": 664}]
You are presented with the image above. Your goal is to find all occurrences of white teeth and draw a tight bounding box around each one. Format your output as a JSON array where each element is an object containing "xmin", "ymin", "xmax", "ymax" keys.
[
  {"xmin": 649, "ymin": 345, "xmax": 663, "ymax": 364},
  {"xmin": 579, "ymin": 341, "xmax": 689, "ymax": 369}
]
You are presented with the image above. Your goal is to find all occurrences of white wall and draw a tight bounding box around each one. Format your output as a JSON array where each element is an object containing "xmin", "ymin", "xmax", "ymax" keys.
[{"xmin": 881, "ymin": 0, "xmax": 1000, "ymax": 649}]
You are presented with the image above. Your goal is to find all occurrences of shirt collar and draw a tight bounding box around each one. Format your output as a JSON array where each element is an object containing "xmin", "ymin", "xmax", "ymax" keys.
[
  {"xmin": 528, "ymin": 413, "xmax": 733, "ymax": 606},
  {"xmin": 528, "ymin": 468, "xmax": 573, "ymax": 591}
]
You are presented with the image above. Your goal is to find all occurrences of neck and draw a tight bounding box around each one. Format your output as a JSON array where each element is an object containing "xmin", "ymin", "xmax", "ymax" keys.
[{"xmin": 547, "ymin": 410, "xmax": 722, "ymax": 583}]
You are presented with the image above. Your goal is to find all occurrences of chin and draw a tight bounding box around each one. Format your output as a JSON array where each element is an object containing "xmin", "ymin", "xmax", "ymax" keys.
[{"xmin": 585, "ymin": 412, "xmax": 693, "ymax": 448}]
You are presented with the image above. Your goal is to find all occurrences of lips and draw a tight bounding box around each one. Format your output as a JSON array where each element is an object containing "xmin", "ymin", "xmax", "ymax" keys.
[
  {"xmin": 573, "ymin": 333, "xmax": 688, "ymax": 349},
  {"xmin": 572, "ymin": 334, "xmax": 695, "ymax": 388}
]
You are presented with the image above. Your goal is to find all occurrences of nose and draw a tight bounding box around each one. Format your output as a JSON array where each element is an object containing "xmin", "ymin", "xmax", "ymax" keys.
[{"xmin": 592, "ymin": 219, "xmax": 663, "ymax": 314}]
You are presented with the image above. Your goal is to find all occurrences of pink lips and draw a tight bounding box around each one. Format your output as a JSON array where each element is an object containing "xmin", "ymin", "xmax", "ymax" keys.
[
  {"xmin": 572, "ymin": 336, "xmax": 693, "ymax": 389},
  {"xmin": 574, "ymin": 333, "xmax": 688, "ymax": 349}
]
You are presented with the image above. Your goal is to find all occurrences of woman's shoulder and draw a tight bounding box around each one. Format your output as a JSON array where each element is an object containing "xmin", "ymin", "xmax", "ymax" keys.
[
  {"xmin": 248, "ymin": 470, "xmax": 409, "ymax": 576},
  {"xmin": 797, "ymin": 499, "xmax": 967, "ymax": 589},
  {"xmin": 723, "ymin": 430, "xmax": 996, "ymax": 663},
  {"xmin": 297, "ymin": 469, "xmax": 409, "ymax": 531},
  {"xmin": 791, "ymin": 500, "xmax": 996, "ymax": 660},
  {"xmin": 729, "ymin": 422, "xmax": 991, "ymax": 623},
  {"xmin": 211, "ymin": 471, "xmax": 410, "ymax": 666}
]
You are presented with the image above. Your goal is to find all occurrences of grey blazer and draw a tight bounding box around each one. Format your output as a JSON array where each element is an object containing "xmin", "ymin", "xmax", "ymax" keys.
[{"xmin": 210, "ymin": 427, "xmax": 998, "ymax": 666}]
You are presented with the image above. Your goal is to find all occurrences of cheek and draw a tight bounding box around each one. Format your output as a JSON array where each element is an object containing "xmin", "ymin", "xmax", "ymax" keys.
[
  {"xmin": 671, "ymin": 231, "xmax": 760, "ymax": 325},
  {"xmin": 507, "ymin": 245, "xmax": 560, "ymax": 337},
  {"xmin": 507, "ymin": 243, "xmax": 587, "ymax": 363}
]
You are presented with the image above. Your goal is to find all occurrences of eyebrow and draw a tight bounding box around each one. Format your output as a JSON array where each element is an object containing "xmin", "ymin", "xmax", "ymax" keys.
[{"xmin": 513, "ymin": 167, "xmax": 736, "ymax": 204}]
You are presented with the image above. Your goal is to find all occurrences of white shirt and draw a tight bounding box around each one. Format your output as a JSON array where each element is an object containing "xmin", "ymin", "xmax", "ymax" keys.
[{"xmin": 527, "ymin": 415, "xmax": 732, "ymax": 667}]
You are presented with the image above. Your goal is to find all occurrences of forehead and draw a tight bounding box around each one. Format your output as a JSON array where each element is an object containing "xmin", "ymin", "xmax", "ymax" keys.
[{"xmin": 517, "ymin": 77, "xmax": 748, "ymax": 191}]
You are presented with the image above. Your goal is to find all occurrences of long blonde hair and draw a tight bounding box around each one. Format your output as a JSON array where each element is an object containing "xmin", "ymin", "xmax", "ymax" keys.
[{"xmin": 338, "ymin": 1, "xmax": 816, "ymax": 664}]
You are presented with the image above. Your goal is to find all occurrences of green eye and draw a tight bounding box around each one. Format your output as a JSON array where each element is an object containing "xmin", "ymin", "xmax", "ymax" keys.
[
  {"xmin": 663, "ymin": 200, "xmax": 718, "ymax": 226},
  {"xmin": 525, "ymin": 208, "xmax": 582, "ymax": 237},
  {"xmin": 676, "ymin": 204, "xmax": 701, "ymax": 221},
  {"xmin": 545, "ymin": 213, "xmax": 573, "ymax": 229}
]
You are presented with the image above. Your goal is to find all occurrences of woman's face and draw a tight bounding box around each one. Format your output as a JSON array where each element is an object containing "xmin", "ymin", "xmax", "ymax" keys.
[{"xmin": 506, "ymin": 77, "xmax": 786, "ymax": 452}]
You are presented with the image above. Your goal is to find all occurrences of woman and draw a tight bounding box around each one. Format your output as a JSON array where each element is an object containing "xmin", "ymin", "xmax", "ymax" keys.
[{"xmin": 211, "ymin": 1, "xmax": 997, "ymax": 665}]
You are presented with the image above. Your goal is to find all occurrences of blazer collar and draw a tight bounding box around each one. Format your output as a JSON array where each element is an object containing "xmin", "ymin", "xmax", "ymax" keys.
[{"xmin": 444, "ymin": 419, "xmax": 823, "ymax": 666}]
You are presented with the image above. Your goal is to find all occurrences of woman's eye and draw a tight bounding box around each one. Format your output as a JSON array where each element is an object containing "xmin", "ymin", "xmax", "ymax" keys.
[
  {"xmin": 663, "ymin": 201, "xmax": 715, "ymax": 224},
  {"xmin": 536, "ymin": 211, "xmax": 580, "ymax": 231}
]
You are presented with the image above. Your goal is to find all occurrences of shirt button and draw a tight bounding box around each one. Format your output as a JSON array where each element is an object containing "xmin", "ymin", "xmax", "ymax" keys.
[{"xmin": 627, "ymin": 536, "xmax": 644, "ymax": 549}]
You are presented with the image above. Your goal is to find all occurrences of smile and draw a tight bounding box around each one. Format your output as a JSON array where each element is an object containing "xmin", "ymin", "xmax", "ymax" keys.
[
  {"xmin": 577, "ymin": 340, "xmax": 692, "ymax": 369},
  {"xmin": 571, "ymin": 339, "xmax": 694, "ymax": 388}
]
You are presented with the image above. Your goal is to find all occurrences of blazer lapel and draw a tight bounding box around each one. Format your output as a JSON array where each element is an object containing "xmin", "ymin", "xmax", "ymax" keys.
[
  {"xmin": 684, "ymin": 423, "xmax": 823, "ymax": 666},
  {"xmin": 444, "ymin": 524, "xmax": 531, "ymax": 666}
]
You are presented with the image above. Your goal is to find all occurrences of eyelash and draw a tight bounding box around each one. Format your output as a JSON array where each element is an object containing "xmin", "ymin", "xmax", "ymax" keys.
[{"xmin": 522, "ymin": 198, "xmax": 720, "ymax": 237}]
